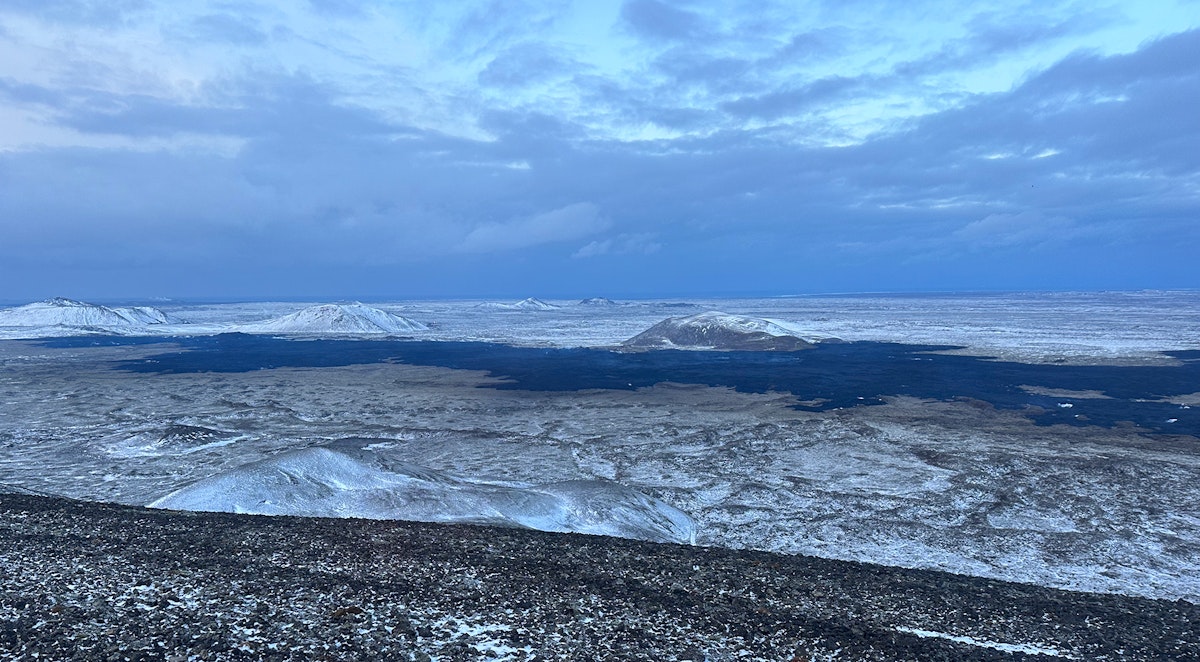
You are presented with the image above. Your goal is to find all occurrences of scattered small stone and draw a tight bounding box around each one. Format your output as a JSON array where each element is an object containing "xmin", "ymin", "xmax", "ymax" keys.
[
  {"xmin": 0, "ymin": 493, "xmax": 1196, "ymax": 661},
  {"xmin": 330, "ymin": 606, "xmax": 364, "ymax": 619}
]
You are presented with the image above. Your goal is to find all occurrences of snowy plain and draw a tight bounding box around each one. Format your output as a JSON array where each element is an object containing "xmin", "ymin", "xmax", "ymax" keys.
[{"xmin": 1, "ymin": 291, "xmax": 1198, "ymax": 603}]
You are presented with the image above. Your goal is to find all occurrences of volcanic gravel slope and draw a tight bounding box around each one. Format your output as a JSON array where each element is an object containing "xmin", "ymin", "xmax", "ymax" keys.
[{"xmin": 1, "ymin": 494, "xmax": 1196, "ymax": 661}]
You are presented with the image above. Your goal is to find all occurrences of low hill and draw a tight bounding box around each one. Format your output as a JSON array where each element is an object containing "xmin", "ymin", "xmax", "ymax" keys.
[
  {"xmin": 477, "ymin": 298, "xmax": 559, "ymax": 311},
  {"xmin": 150, "ymin": 444, "xmax": 694, "ymax": 544},
  {"xmin": 0, "ymin": 297, "xmax": 173, "ymax": 329},
  {"xmin": 623, "ymin": 311, "xmax": 837, "ymax": 351},
  {"xmin": 242, "ymin": 303, "xmax": 427, "ymax": 335}
]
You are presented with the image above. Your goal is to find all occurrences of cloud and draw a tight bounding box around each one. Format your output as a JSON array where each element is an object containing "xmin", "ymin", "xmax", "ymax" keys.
[
  {"xmin": 25, "ymin": 73, "xmax": 401, "ymax": 141},
  {"xmin": 183, "ymin": 13, "xmax": 270, "ymax": 46},
  {"xmin": 771, "ymin": 28, "xmax": 850, "ymax": 63},
  {"xmin": 0, "ymin": 0, "xmax": 147, "ymax": 26},
  {"xmin": 446, "ymin": 0, "xmax": 563, "ymax": 61},
  {"xmin": 478, "ymin": 43, "xmax": 580, "ymax": 88},
  {"xmin": 0, "ymin": 11, "xmax": 1197, "ymax": 297},
  {"xmin": 952, "ymin": 212, "xmax": 1083, "ymax": 249},
  {"xmin": 650, "ymin": 50, "xmax": 753, "ymax": 91},
  {"xmin": 0, "ymin": 77, "xmax": 65, "ymax": 106},
  {"xmin": 968, "ymin": 8, "xmax": 1114, "ymax": 55},
  {"xmin": 905, "ymin": 28, "xmax": 1200, "ymax": 176},
  {"xmin": 619, "ymin": 0, "xmax": 707, "ymax": 41},
  {"xmin": 892, "ymin": 8, "xmax": 1114, "ymax": 80},
  {"xmin": 573, "ymin": 233, "xmax": 662, "ymax": 258},
  {"xmin": 721, "ymin": 75, "xmax": 863, "ymax": 119},
  {"xmin": 306, "ymin": 0, "xmax": 370, "ymax": 18},
  {"xmin": 459, "ymin": 203, "xmax": 610, "ymax": 253}
]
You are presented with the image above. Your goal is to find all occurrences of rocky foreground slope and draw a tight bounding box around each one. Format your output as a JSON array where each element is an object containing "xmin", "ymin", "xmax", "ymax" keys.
[{"xmin": 1, "ymin": 493, "xmax": 1196, "ymax": 661}]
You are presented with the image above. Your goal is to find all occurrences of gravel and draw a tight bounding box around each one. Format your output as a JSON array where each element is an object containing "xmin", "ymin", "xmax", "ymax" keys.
[{"xmin": 1, "ymin": 493, "xmax": 1196, "ymax": 661}]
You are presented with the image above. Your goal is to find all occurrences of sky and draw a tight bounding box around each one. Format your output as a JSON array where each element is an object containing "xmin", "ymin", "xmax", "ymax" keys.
[{"xmin": 0, "ymin": 0, "xmax": 1198, "ymax": 301}]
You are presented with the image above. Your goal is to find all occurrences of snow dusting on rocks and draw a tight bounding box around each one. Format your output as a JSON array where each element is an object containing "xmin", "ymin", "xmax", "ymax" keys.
[{"xmin": 2, "ymin": 493, "xmax": 1196, "ymax": 661}]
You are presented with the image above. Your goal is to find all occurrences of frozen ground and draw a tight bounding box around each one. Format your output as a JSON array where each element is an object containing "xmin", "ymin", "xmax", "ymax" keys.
[
  {"xmin": 1, "ymin": 335, "xmax": 1198, "ymax": 602},
  {"xmin": 2, "ymin": 291, "xmax": 1199, "ymax": 364}
]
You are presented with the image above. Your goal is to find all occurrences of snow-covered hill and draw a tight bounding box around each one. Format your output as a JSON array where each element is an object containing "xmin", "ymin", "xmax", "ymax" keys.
[
  {"xmin": 150, "ymin": 445, "xmax": 695, "ymax": 544},
  {"xmin": 0, "ymin": 297, "xmax": 173, "ymax": 330},
  {"xmin": 241, "ymin": 303, "xmax": 427, "ymax": 335},
  {"xmin": 623, "ymin": 311, "xmax": 837, "ymax": 350},
  {"xmin": 478, "ymin": 298, "xmax": 559, "ymax": 311},
  {"xmin": 578, "ymin": 297, "xmax": 621, "ymax": 306},
  {"xmin": 118, "ymin": 306, "xmax": 172, "ymax": 325}
]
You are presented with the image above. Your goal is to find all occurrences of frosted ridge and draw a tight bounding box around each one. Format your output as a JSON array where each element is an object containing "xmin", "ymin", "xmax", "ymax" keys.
[{"xmin": 149, "ymin": 446, "xmax": 696, "ymax": 545}]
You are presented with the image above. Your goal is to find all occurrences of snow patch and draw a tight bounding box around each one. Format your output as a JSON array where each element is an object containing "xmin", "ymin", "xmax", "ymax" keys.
[
  {"xmin": 896, "ymin": 627, "xmax": 1072, "ymax": 657},
  {"xmin": 429, "ymin": 616, "xmax": 533, "ymax": 661},
  {"xmin": 149, "ymin": 445, "xmax": 695, "ymax": 544}
]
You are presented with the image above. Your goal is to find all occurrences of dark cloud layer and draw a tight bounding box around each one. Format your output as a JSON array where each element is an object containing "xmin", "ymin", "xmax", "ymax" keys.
[{"xmin": 0, "ymin": 4, "xmax": 1196, "ymax": 299}]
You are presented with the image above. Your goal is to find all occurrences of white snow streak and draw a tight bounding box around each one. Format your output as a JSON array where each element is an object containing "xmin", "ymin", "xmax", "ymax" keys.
[{"xmin": 896, "ymin": 626, "xmax": 1072, "ymax": 657}]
